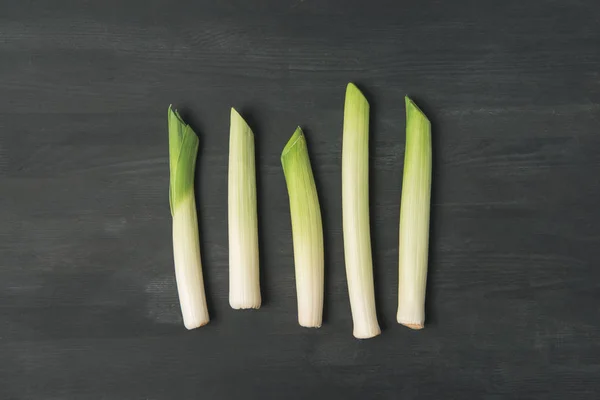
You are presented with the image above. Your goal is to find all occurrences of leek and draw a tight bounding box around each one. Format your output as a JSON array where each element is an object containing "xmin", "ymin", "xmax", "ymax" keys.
[
  {"xmin": 342, "ymin": 83, "xmax": 381, "ymax": 339},
  {"xmin": 397, "ymin": 97, "xmax": 432, "ymax": 329},
  {"xmin": 168, "ymin": 105, "xmax": 209, "ymax": 329},
  {"xmin": 228, "ymin": 108, "xmax": 261, "ymax": 309},
  {"xmin": 281, "ymin": 127, "xmax": 324, "ymax": 328}
]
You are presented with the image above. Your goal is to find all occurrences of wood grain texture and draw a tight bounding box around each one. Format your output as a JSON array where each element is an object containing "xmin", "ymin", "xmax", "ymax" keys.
[{"xmin": 0, "ymin": 0, "xmax": 599, "ymax": 398}]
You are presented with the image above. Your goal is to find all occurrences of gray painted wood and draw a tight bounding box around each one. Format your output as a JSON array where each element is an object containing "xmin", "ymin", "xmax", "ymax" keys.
[{"xmin": 1, "ymin": 0, "xmax": 599, "ymax": 398}]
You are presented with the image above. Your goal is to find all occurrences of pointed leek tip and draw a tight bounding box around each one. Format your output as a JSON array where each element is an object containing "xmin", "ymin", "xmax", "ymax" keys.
[
  {"xmin": 230, "ymin": 107, "xmax": 245, "ymax": 123},
  {"xmin": 344, "ymin": 83, "xmax": 369, "ymax": 115},
  {"xmin": 405, "ymin": 96, "xmax": 419, "ymax": 113},
  {"xmin": 169, "ymin": 105, "xmax": 186, "ymax": 125},
  {"xmin": 230, "ymin": 107, "xmax": 253, "ymax": 133},
  {"xmin": 281, "ymin": 126, "xmax": 305, "ymax": 160},
  {"xmin": 405, "ymin": 97, "xmax": 429, "ymax": 120},
  {"xmin": 292, "ymin": 126, "xmax": 304, "ymax": 141},
  {"xmin": 346, "ymin": 82, "xmax": 365, "ymax": 100},
  {"xmin": 346, "ymin": 82, "xmax": 361, "ymax": 94}
]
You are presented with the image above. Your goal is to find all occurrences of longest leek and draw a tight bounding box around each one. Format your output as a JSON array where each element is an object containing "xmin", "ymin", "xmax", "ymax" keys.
[
  {"xmin": 342, "ymin": 83, "xmax": 381, "ymax": 339},
  {"xmin": 397, "ymin": 97, "xmax": 432, "ymax": 329},
  {"xmin": 168, "ymin": 106, "xmax": 209, "ymax": 329},
  {"xmin": 281, "ymin": 127, "xmax": 324, "ymax": 328},
  {"xmin": 228, "ymin": 108, "xmax": 261, "ymax": 309}
]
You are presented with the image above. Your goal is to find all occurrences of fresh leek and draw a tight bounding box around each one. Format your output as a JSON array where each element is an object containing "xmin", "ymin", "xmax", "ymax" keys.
[
  {"xmin": 397, "ymin": 97, "xmax": 432, "ymax": 329},
  {"xmin": 228, "ymin": 108, "xmax": 261, "ymax": 309},
  {"xmin": 342, "ymin": 83, "xmax": 381, "ymax": 339},
  {"xmin": 281, "ymin": 127, "xmax": 324, "ymax": 328},
  {"xmin": 168, "ymin": 105, "xmax": 209, "ymax": 329}
]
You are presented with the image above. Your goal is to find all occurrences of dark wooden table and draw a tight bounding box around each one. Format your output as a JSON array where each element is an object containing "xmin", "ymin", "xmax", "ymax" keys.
[{"xmin": 1, "ymin": 1, "xmax": 599, "ymax": 398}]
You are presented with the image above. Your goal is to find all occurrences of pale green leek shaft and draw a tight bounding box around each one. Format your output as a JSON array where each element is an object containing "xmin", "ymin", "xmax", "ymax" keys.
[
  {"xmin": 168, "ymin": 106, "xmax": 209, "ymax": 329},
  {"xmin": 397, "ymin": 97, "xmax": 432, "ymax": 329},
  {"xmin": 228, "ymin": 108, "xmax": 261, "ymax": 309},
  {"xmin": 281, "ymin": 127, "xmax": 324, "ymax": 328},
  {"xmin": 342, "ymin": 83, "xmax": 381, "ymax": 339}
]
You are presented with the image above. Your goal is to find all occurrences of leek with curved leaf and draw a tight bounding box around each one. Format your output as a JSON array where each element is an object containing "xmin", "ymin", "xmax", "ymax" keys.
[
  {"xmin": 397, "ymin": 97, "xmax": 432, "ymax": 330},
  {"xmin": 168, "ymin": 106, "xmax": 209, "ymax": 329},
  {"xmin": 281, "ymin": 127, "xmax": 324, "ymax": 328}
]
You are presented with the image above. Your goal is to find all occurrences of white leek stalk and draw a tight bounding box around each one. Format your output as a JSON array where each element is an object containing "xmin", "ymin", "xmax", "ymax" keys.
[
  {"xmin": 228, "ymin": 108, "xmax": 261, "ymax": 309},
  {"xmin": 168, "ymin": 106, "xmax": 209, "ymax": 329},
  {"xmin": 397, "ymin": 97, "xmax": 432, "ymax": 329},
  {"xmin": 342, "ymin": 83, "xmax": 381, "ymax": 339},
  {"xmin": 281, "ymin": 127, "xmax": 324, "ymax": 328}
]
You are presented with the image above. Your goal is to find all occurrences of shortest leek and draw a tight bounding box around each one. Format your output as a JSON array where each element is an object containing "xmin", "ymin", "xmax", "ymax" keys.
[
  {"xmin": 281, "ymin": 127, "xmax": 324, "ymax": 328},
  {"xmin": 397, "ymin": 97, "xmax": 432, "ymax": 330},
  {"xmin": 168, "ymin": 106, "xmax": 209, "ymax": 329}
]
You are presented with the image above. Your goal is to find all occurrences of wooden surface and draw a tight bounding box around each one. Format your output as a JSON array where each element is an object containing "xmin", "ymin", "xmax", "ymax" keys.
[{"xmin": 1, "ymin": 1, "xmax": 599, "ymax": 398}]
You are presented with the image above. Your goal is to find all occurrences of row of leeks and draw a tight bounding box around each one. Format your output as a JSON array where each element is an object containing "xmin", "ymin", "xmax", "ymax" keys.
[{"xmin": 168, "ymin": 83, "xmax": 432, "ymax": 338}]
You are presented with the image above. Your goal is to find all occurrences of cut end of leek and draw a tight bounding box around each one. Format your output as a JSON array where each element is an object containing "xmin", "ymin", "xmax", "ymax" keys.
[
  {"xmin": 228, "ymin": 107, "xmax": 261, "ymax": 310},
  {"xmin": 342, "ymin": 83, "xmax": 381, "ymax": 339},
  {"xmin": 397, "ymin": 97, "xmax": 432, "ymax": 330},
  {"xmin": 281, "ymin": 127, "xmax": 324, "ymax": 328},
  {"xmin": 168, "ymin": 105, "xmax": 209, "ymax": 329}
]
